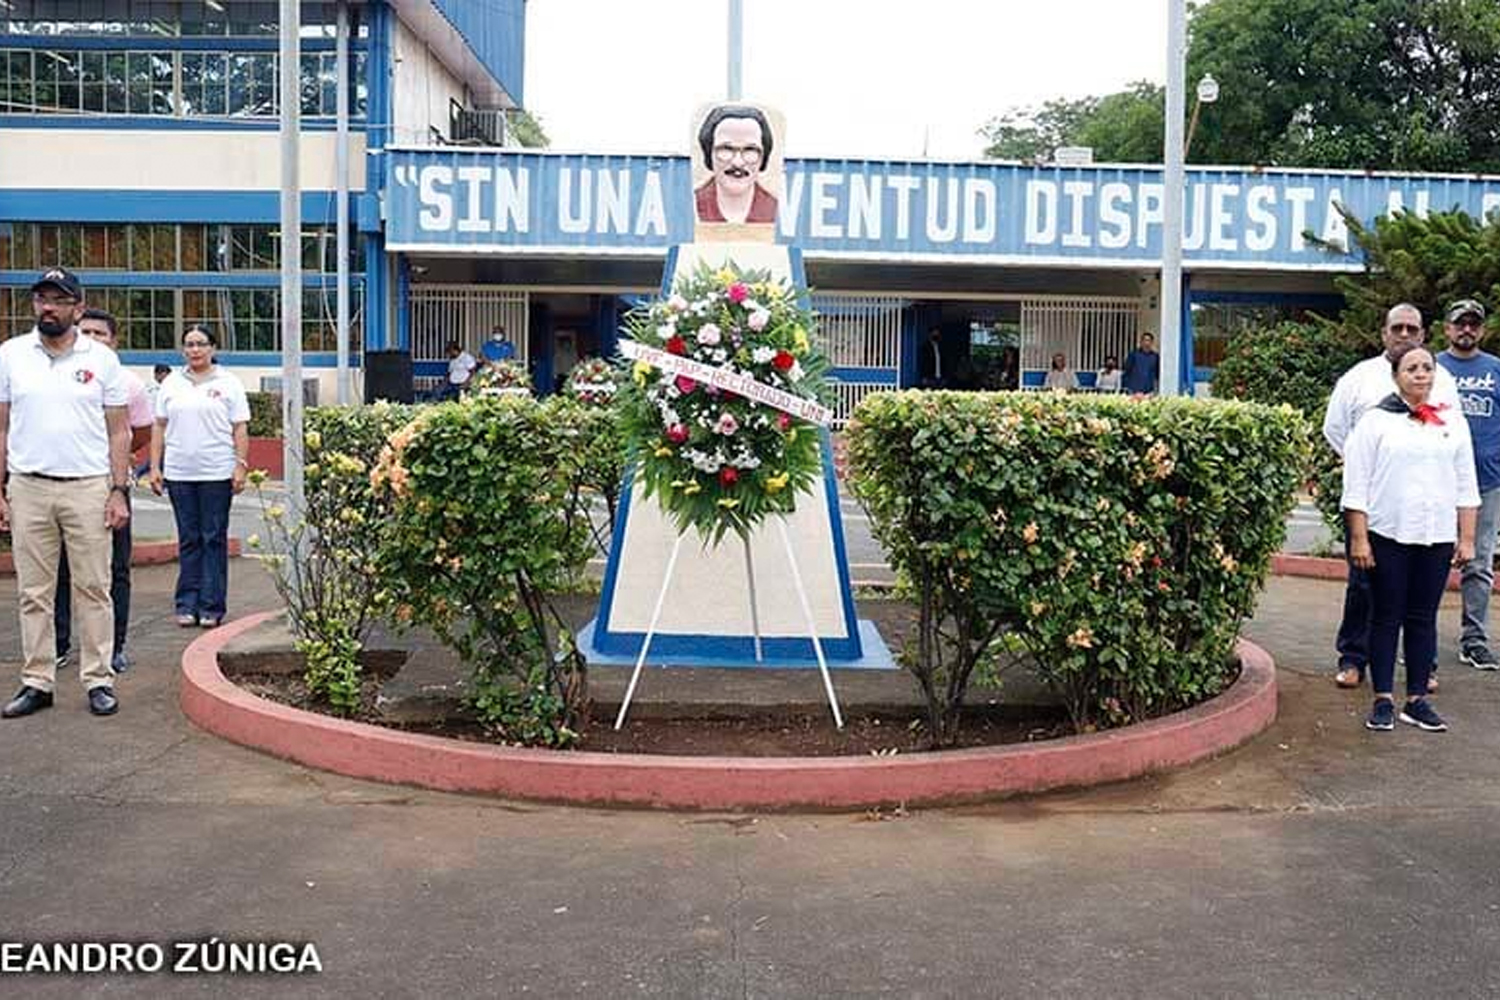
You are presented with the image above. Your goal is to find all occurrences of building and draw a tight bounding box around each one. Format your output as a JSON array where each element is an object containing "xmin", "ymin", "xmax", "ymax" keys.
[{"xmin": 5, "ymin": 3, "xmax": 1500, "ymax": 420}]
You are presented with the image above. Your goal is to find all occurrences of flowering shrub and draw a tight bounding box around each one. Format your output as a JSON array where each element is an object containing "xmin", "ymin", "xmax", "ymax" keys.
[
  {"xmin": 848, "ymin": 391, "xmax": 1309, "ymax": 743},
  {"xmin": 250, "ymin": 402, "xmax": 413, "ymax": 713},
  {"xmin": 371, "ymin": 396, "xmax": 594, "ymax": 745},
  {"xmin": 617, "ymin": 262, "xmax": 832, "ymax": 542}
]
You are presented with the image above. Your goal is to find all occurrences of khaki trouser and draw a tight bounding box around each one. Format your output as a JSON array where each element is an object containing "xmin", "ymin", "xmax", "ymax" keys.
[{"xmin": 9, "ymin": 474, "xmax": 114, "ymax": 692}]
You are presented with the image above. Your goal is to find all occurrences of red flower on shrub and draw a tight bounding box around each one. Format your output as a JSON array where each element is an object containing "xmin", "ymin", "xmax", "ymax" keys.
[
  {"xmin": 727, "ymin": 283, "xmax": 748, "ymax": 304},
  {"xmin": 773, "ymin": 350, "xmax": 795, "ymax": 372},
  {"xmin": 666, "ymin": 336, "xmax": 687, "ymax": 356},
  {"xmin": 719, "ymin": 466, "xmax": 739, "ymax": 487}
]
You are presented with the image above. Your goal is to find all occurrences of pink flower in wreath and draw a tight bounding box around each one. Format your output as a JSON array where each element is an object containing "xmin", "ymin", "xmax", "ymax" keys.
[
  {"xmin": 776, "ymin": 412, "xmax": 792, "ymax": 432},
  {"xmin": 697, "ymin": 323, "xmax": 722, "ymax": 346},
  {"xmin": 665, "ymin": 423, "xmax": 690, "ymax": 444},
  {"xmin": 727, "ymin": 282, "xmax": 749, "ymax": 304},
  {"xmin": 714, "ymin": 412, "xmax": 740, "ymax": 436},
  {"xmin": 675, "ymin": 374, "xmax": 698, "ymax": 395},
  {"xmin": 747, "ymin": 308, "xmax": 771, "ymax": 332}
]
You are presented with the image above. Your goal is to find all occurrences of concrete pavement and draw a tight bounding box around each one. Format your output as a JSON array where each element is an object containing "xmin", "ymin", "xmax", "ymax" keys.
[{"xmin": 2, "ymin": 563, "xmax": 1500, "ymax": 996}]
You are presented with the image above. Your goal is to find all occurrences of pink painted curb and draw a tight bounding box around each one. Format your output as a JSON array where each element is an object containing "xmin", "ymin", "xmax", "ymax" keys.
[
  {"xmin": 181, "ymin": 613, "xmax": 1279, "ymax": 812},
  {"xmin": 0, "ymin": 538, "xmax": 241, "ymax": 576},
  {"xmin": 1271, "ymin": 552, "xmax": 1477, "ymax": 592}
]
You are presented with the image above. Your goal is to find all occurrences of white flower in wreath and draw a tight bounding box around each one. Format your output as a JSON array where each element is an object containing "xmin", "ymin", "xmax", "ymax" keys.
[
  {"xmin": 789, "ymin": 361, "xmax": 805, "ymax": 382},
  {"xmin": 697, "ymin": 323, "xmax": 722, "ymax": 346},
  {"xmin": 658, "ymin": 404, "xmax": 681, "ymax": 426},
  {"xmin": 711, "ymin": 349, "xmax": 728, "ymax": 363},
  {"xmin": 752, "ymin": 346, "xmax": 776, "ymax": 365},
  {"xmin": 656, "ymin": 323, "xmax": 676, "ymax": 341},
  {"xmin": 714, "ymin": 412, "xmax": 740, "ymax": 436},
  {"xmin": 747, "ymin": 308, "xmax": 771, "ymax": 332},
  {"xmin": 664, "ymin": 384, "xmax": 681, "ymax": 400}
]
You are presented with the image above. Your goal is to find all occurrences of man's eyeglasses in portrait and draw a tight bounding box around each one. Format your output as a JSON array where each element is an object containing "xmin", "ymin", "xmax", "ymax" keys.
[{"xmin": 713, "ymin": 144, "xmax": 764, "ymax": 164}]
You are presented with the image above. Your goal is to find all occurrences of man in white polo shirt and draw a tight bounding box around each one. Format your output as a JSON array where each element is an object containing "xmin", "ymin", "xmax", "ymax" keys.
[
  {"xmin": 0, "ymin": 268, "xmax": 133, "ymax": 718},
  {"xmin": 1323, "ymin": 302, "xmax": 1461, "ymax": 691}
]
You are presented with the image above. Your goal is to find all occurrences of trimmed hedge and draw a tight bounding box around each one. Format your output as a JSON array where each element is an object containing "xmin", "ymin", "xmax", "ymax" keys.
[{"xmin": 847, "ymin": 390, "xmax": 1309, "ymax": 743}]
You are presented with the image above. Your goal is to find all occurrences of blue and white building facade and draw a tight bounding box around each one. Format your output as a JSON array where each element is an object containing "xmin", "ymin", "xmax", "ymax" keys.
[{"xmin": 5, "ymin": 2, "xmax": 1500, "ymax": 415}]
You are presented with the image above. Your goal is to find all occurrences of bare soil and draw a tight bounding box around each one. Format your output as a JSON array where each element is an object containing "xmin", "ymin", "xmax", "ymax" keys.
[{"xmin": 233, "ymin": 671, "xmax": 1075, "ymax": 757}]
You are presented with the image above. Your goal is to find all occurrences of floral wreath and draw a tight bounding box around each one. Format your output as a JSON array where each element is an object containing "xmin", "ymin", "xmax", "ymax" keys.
[
  {"xmin": 617, "ymin": 262, "xmax": 831, "ymax": 543},
  {"xmin": 466, "ymin": 359, "xmax": 532, "ymax": 397},
  {"xmin": 567, "ymin": 356, "xmax": 624, "ymax": 407}
]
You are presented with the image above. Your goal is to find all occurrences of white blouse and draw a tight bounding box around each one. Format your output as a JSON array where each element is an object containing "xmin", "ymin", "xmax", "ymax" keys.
[{"xmin": 1341, "ymin": 403, "xmax": 1480, "ymax": 545}]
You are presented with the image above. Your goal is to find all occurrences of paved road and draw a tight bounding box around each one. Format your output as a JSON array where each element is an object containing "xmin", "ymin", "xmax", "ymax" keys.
[{"xmin": 1, "ymin": 557, "xmax": 1499, "ymax": 996}]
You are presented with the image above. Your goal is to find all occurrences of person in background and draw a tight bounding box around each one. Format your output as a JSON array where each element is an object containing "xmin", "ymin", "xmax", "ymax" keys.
[
  {"xmin": 1043, "ymin": 352, "xmax": 1078, "ymax": 392},
  {"xmin": 1342, "ymin": 344, "xmax": 1478, "ymax": 732},
  {"xmin": 138, "ymin": 364, "xmax": 173, "ymax": 480},
  {"xmin": 1324, "ymin": 303, "xmax": 1461, "ymax": 690},
  {"xmin": 0, "ymin": 268, "xmax": 131, "ymax": 720},
  {"xmin": 54, "ymin": 308, "xmax": 153, "ymax": 674},
  {"xmin": 918, "ymin": 328, "xmax": 946, "ymax": 389},
  {"xmin": 435, "ymin": 339, "xmax": 476, "ymax": 401},
  {"xmin": 1095, "ymin": 354, "xmax": 1123, "ymax": 393},
  {"xmin": 1121, "ymin": 333, "xmax": 1160, "ymax": 394},
  {"xmin": 1435, "ymin": 298, "xmax": 1500, "ymax": 670},
  {"xmin": 148, "ymin": 326, "xmax": 249, "ymax": 629}
]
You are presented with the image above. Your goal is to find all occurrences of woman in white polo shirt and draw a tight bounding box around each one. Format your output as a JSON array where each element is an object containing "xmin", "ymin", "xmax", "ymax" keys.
[
  {"xmin": 1342, "ymin": 344, "xmax": 1480, "ymax": 733},
  {"xmin": 147, "ymin": 327, "xmax": 250, "ymax": 628}
]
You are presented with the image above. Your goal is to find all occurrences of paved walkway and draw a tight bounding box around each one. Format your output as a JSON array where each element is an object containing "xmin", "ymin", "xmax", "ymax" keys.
[{"xmin": 2, "ymin": 563, "xmax": 1500, "ymax": 997}]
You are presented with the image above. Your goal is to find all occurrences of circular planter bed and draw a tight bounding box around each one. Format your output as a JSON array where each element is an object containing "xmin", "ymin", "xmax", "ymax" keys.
[{"xmin": 182, "ymin": 612, "xmax": 1278, "ymax": 811}]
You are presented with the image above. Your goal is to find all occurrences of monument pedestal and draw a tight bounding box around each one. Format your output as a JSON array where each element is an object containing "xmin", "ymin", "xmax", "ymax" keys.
[{"xmin": 581, "ymin": 242, "xmax": 894, "ymax": 673}]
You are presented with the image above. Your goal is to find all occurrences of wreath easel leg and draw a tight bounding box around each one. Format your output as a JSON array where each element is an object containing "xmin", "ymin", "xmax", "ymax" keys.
[
  {"xmin": 777, "ymin": 516, "xmax": 844, "ymax": 729},
  {"xmin": 613, "ymin": 534, "xmax": 685, "ymax": 731},
  {"xmin": 743, "ymin": 534, "xmax": 764, "ymax": 663}
]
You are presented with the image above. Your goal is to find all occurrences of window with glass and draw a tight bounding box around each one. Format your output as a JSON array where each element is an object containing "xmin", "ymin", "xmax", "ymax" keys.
[
  {"xmin": 3, "ymin": 222, "xmax": 362, "ymax": 273},
  {"xmin": 2, "ymin": 46, "xmax": 366, "ymax": 117},
  {"xmin": 4, "ymin": 2, "xmax": 366, "ymax": 39}
]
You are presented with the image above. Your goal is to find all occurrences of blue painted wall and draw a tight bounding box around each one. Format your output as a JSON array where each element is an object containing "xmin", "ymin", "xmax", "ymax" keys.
[{"xmin": 430, "ymin": 0, "xmax": 526, "ymax": 104}]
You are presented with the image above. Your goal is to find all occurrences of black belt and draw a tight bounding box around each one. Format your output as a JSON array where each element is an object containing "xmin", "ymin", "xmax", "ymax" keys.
[{"xmin": 18, "ymin": 472, "xmax": 100, "ymax": 482}]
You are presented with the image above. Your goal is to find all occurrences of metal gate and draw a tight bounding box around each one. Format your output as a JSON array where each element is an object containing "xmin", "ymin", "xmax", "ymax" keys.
[
  {"xmin": 811, "ymin": 293, "xmax": 905, "ymax": 425},
  {"xmin": 408, "ymin": 285, "xmax": 530, "ymax": 367},
  {"xmin": 1019, "ymin": 296, "xmax": 1140, "ymax": 379}
]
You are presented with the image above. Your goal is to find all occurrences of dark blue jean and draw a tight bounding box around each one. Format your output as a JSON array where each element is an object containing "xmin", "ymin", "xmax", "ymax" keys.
[
  {"xmin": 166, "ymin": 479, "xmax": 233, "ymax": 621},
  {"xmin": 1367, "ymin": 532, "xmax": 1453, "ymax": 698},
  {"xmin": 1334, "ymin": 551, "xmax": 1372, "ymax": 674},
  {"xmin": 54, "ymin": 516, "xmax": 132, "ymax": 658}
]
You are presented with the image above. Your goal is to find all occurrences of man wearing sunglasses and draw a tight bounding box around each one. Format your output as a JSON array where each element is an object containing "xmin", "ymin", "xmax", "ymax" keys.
[
  {"xmin": 1323, "ymin": 303, "xmax": 1462, "ymax": 690},
  {"xmin": 1437, "ymin": 299, "xmax": 1500, "ymax": 671},
  {"xmin": 0, "ymin": 268, "xmax": 132, "ymax": 719}
]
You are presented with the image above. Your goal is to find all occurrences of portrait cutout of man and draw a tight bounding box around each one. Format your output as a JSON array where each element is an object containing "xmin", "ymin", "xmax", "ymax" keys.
[{"xmin": 692, "ymin": 102, "xmax": 785, "ymax": 241}]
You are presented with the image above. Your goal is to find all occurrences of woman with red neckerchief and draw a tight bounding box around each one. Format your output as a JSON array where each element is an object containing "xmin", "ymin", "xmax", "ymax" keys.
[{"xmin": 1342, "ymin": 344, "xmax": 1480, "ymax": 733}]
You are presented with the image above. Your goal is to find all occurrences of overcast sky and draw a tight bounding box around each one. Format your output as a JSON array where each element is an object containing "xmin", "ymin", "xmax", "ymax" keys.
[{"xmin": 524, "ymin": 0, "xmax": 1169, "ymax": 160}]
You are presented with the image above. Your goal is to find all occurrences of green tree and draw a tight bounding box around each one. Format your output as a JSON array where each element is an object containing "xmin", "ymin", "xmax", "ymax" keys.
[
  {"xmin": 1312, "ymin": 206, "xmax": 1500, "ymax": 348},
  {"xmin": 981, "ymin": 85, "xmax": 1162, "ymax": 163},
  {"xmin": 1186, "ymin": 0, "xmax": 1500, "ymax": 171},
  {"xmin": 507, "ymin": 108, "xmax": 549, "ymax": 148},
  {"xmin": 980, "ymin": 0, "xmax": 1500, "ymax": 171}
]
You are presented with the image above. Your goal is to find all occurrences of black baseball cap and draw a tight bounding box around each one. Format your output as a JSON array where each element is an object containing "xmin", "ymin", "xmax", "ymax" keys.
[{"xmin": 30, "ymin": 267, "xmax": 82, "ymax": 301}]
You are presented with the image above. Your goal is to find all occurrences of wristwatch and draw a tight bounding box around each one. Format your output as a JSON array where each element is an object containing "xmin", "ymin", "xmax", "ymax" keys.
[{"xmin": 110, "ymin": 484, "xmax": 130, "ymax": 496}]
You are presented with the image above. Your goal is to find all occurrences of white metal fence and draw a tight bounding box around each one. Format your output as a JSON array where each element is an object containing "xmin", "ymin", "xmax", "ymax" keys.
[
  {"xmin": 408, "ymin": 285, "xmax": 530, "ymax": 367},
  {"xmin": 1019, "ymin": 297, "xmax": 1140, "ymax": 374},
  {"xmin": 811, "ymin": 293, "xmax": 905, "ymax": 425}
]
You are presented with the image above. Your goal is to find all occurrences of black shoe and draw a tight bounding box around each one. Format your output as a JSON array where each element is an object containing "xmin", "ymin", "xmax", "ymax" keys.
[
  {"xmin": 3, "ymin": 686, "xmax": 54, "ymax": 718},
  {"xmin": 87, "ymin": 686, "xmax": 118, "ymax": 717}
]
